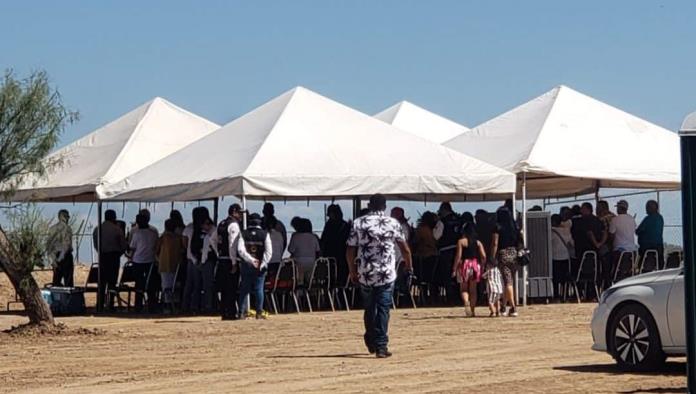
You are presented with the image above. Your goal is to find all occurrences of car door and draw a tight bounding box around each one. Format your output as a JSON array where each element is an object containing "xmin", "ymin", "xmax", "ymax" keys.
[{"xmin": 666, "ymin": 271, "xmax": 685, "ymax": 348}]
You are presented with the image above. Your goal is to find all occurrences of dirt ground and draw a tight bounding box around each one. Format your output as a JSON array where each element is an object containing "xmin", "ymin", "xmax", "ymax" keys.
[{"xmin": 0, "ymin": 302, "xmax": 686, "ymax": 394}]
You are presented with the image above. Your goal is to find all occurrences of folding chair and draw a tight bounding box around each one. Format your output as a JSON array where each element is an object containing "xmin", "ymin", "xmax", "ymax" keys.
[
  {"xmin": 337, "ymin": 258, "xmax": 361, "ymax": 311},
  {"xmin": 638, "ymin": 249, "xmax": 660, "ymax": 273},
  {"xmin": 109, "ymin": 261, "xmax": 153, "ymax": 310},
  {"xmin": 270, "ymin": 258, "xmax": 301, "ymax": 314},
  {"xmin": 613, "ymin": 251, "xmax": 635, "ymax": 283},
  {"xmin": 304, "ymin": 257, "xmax": 335, "ymax": 312},
  {"xmin": 394, "ymin": 260, "xmax": 417, "ymax": 309},
  {"xmin": 665, "ymin": 251, "xmax": 682, "ymax": 269},
  {"xmin": 572, "ymin": 251, "xmax": 599, "ymax": 303},
  {"xmin": 83, "ymin": 262, "xmax": 100, "ymax": 293}
]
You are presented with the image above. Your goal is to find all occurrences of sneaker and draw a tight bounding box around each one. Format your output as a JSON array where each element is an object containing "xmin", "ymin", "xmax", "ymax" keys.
[
  {"xmin": 489, "ymin": 311, "xmax": 495, "ymax": 318},
  {"xmin": 376, "ymin": 349, "xmax": 392, "ymax": 358},
  {"xmin": 500, "ymin": 306, "xmax": 507, "ymax": 317},
  {"xmin": 367, "ymin": 345, "xmax": 376, "ymax": 354},
  {"xmin": 256, "ymin": 313, "xmax": 267, "ymax": 320},
  {"xmin": 464, "ymin": 302, "xmax": 471, "ymax": 317},
  {"xmin": 509, "ymin": 307, "xmax": 518, "ymax": 317}
]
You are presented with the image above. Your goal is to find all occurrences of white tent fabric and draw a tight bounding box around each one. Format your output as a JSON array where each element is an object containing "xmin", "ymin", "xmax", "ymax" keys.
[
  {"xmin": 682, "ymin": 110, "xmax": 696, "ymax": 134},
  {"xmin": 374, "ymin": 101, "xmax": 469, "ymax": 143},
  {"xmin": 100, "ymin": 87, "xmax": 516, "ymax": 202},
  {"xmin": 6, "ymin": 97, "xmax": 220, "ymax": 201},
  {"xmin": 444, "ymin": 85, "xmax": 681, "ymax": 198}
]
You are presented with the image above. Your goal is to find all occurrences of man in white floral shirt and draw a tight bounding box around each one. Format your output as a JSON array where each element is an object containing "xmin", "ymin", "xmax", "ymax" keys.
[{"xmin": 347, "ymin": 194, "xmax": 413, "ymax": 358}]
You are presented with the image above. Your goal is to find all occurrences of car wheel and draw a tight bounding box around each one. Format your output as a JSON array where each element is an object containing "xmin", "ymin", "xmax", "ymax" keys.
[{"xmin": 607, "ymin": 304, "xmax": 666, "ymax": 371}]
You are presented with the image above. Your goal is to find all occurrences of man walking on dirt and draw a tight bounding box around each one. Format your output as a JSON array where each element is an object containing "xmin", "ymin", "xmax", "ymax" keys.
[{"xmin": 347, "ymin": 194, "xmax": 413, "ymax": 358}]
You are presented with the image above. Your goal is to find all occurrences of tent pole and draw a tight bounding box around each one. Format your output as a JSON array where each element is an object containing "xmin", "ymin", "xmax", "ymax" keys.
[
  {"xmin": 242, "ymin": 194, "xmax": 247, "ymax": 229},
  {"xmin": 96, "ymin": 201, "xmax": 103, "ymax": 313},
  {"xmin": 213, "ymin": 198, "xmax": 219, "ymax": 223},
  {"xmin": 522, "ymin": 172, "xmax": 528, "ymax": 307},
  {"xmin": 657, "ymin": 190, "xmax": 661, "ymax": 206}
]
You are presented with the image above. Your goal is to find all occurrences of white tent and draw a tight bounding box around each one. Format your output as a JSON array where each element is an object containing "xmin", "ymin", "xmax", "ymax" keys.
[
  {"xmin": 374, "ymin": 101, "xmax": 469, "ymax": 143},
  {"xmin": 444, "ymin": 85, "xmax": 681, "ymax": 198},
  {"xmin": 6, "ymin": 97, "xmax": 220, "ymax": 202},
  {"xmin": 99, "ymin": 87, "xmax": 516, "ymax": 202}
]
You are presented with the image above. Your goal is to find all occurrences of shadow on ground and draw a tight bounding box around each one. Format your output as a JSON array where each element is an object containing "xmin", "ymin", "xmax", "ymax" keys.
[
  {"xmin": 269, "ymin": 353, "xmax": 372, "ymax": 359},
  {"xmin": 555, "ymin": 362, "xmax": 686, "ymax": 393}
]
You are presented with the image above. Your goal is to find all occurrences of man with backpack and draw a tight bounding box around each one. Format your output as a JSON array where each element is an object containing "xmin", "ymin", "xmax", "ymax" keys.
[
  {"xmin": 217, "ymin": 204, "xmax": 243, "ymax": 320},
  {"xmin": 237, "ymin": 213, "xmax": 272, "ymax": 320}
]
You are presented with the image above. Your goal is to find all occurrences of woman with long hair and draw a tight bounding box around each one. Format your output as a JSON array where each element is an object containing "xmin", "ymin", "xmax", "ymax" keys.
[
  {"xmin": 490, "ymin": 208, "xmax": 521, "ymax": 317},
  {"xmin": 452, "ymin": 222, "xmax": 486, "ymax": 317}
]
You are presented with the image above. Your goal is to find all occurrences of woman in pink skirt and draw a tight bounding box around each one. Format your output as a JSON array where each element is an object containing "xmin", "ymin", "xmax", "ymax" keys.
[{"xmin": 452, "ymin": 222, "xmax": 487, "ymax": 317}]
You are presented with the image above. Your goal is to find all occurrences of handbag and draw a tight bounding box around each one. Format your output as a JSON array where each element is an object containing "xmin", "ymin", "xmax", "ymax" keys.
[{"xmin": 516, "ymin": 248, "xmax": 531, "ymax": 266}]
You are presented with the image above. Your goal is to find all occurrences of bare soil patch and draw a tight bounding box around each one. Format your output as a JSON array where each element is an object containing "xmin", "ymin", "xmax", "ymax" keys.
[{"xmin": 0, "ymin": 303, "xmax": 685, "ymax": 393}]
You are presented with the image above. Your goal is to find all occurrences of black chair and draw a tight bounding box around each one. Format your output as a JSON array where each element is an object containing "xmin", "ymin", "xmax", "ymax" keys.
[
  {"xmin": 109, "ymin": 261, "xmax": 155, "ymax": 310},
  {"xmin": 572, "ymin": 251, "xmax": 599, "ymax": 303},
  {"xmin": 639, "ymin": 249, "xmax": 660, "ymax": 273},
  {"xmin": 269, "ymin": 259, "xmax": 300, "ymax": 314},
  {"xmin": 305, "ymin": 257, "xmax": 335, "ymax": 312},
  {"xmin": 613, "ymin": 251, "xmax": 635, "ymax": 283},
  {"xmin": 83, "ymin": 262, "xmax": 100, "ymax": 293},
  {"xmin": 665, "ymin": 251, "xmax": 682, "ymax": 269}
]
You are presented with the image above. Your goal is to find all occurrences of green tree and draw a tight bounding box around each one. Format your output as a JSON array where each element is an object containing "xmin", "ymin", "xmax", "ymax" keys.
[{"xmin": 0, "ymin": 70, "xmax": 77, "ymax": 325}]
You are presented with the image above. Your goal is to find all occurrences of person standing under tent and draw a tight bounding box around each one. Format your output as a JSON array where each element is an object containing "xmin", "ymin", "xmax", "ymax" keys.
[
  {"xmin": 262, "ymin": 202, "xmax": 287, "ymax": 253},
  {"xmin": 92, "ymin": 209, "xmax": 127, "ymax": 309},
  {"xmin": 636, "ymin": 200, "xmax": 665, "ymax": 270},
  {"xmin": 288, "ymin": 217, "xmax": 321, "ymax": 285},
  {"xmin": 128, "ymin": 213, "xmax": 159, "ymax": 312},
  {"xmin": 609, "ymin": 200, "xmax": 638, "ymax": 279},
  {"xmin": 412, "ymin": 211, "xmax": 439, "ymax": 282},
  {"xmin": 490, "ymin": 208, "xmax": 521, "ymax": 317},
  {"xmin": 320, "ymin": 204, "xmax": 350, "ymax": 287},
  {"xmin": 390, "ymin": 207, "xmax": 412, "ymax": 267},
  {"xmin": 183, "ymin": 207, "xmax": 208, "ymax": 313},
  {"xmin": 169, "ymin": 210, "xmax": 186, "ymax": 235},
  {"xmin": 237, "ymin": 213, "xmax": 272, "ymax": 320},
  {"xmin": 157, "ymin": 219, "xmax": 186, "ymax": 311},
  {"xmin": 347, "ymin": 194, "xmax": 413, "ymax": 358},
  {"xmin": 433, "ymin": 202, "xmax": 461, "ymax": 302},
  {"xmin": 265, "ymin": 215, "xmax": 286, "ymax": 265},
  {"xmin": 217, "ymin": 204, "xmax": 243, "ymax": 320},
  {"xmin": 452, "ymin": 222, "xmax": 486, "ymax": 317},
  {"xmin": 551, "ymin": 214, "xmax": 573, "ymax": 299},
  {"xmin": 47, "ymin": 209, "xmax": 74, "ymax": 287},
  {"xmin": 596, "ymin": 200, "xmax": 614, "ymax": 288}
]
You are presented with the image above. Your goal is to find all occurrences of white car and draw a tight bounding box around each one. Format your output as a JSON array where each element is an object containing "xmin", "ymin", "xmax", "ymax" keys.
[{"xmin": 591, "ymin": 268, "xmax": 685, "ymax": 370}]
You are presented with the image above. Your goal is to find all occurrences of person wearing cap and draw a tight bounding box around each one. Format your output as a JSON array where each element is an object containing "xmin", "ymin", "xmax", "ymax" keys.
[
  {"xmin": 636, "ymin": 200, "xmax": 665, "ymax": 270},
  {"xmin": 47, "ymin": 209, "xmax": 74, "ymax": 287},
  {"xmin": 347, "ymin": 194, "xmax": 413, "ymax": 358},
  {"xmin": 608, "ymin": 200, "xmax": 638, "ymax": 285},
  {"xmin": 237, "ymin": 213, "xmax": 273, "ymax": 319},
  {"xmin": 182, "ymin": 206, "xmax": 216, "ymax": 313},
  {"xmin": 216, "ymin": 204, "xmax": 243, "ymax": 320},
  {"xmin": 92, "ymin": 209, "xmax": 127, "ymax": 309}
]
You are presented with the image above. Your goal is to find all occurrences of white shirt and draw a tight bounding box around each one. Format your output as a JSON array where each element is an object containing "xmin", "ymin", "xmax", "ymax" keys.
[
  {"xmin": 551, "ymin": 226, "xmax": 573, "ymax": 261},
  {"xmin": 129, "ymin": 227, "xmax": 159, "ymax": 264},
  {"xmin": 47, "ymin": 220, "xmax": 73, "ymax": 262},
  {"xmin": 610, "ymin": 214, "xmax": 638, "ymax": 252},
  {"xmin": 269, "ymin": 229, "xmax": 285, "ymax": 263},
  {"xmin": 347, "ymin": 211, "xmax": 405, "ymax": 287},
  {"xmin": 237, "ymin": 227, "xmax": 273, "ymax": 269},
  {"xmin": 288, "ymin": 232, "xmax": 320, "ymax": 266},
  {"xmin": 227, "ymin": 220, "xmax": 241, "ymax": 264}
]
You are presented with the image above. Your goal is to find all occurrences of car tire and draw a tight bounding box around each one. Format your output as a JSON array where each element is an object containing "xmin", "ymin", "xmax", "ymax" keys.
[{"xmin": 607, "ymin": 303, "xmax": 666, "ymax": 371}]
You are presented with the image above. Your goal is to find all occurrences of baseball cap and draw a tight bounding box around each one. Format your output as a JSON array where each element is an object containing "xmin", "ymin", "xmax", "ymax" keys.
[{"xmin": 616, "ymin": 200, "xmax": 629, "ymax": 209}]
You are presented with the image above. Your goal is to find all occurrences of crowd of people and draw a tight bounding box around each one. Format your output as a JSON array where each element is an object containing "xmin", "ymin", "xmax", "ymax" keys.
[
  {"xmin": 550, "ymin": 199, "xmax": 665, "ymax": 298},
  {"xmin": 44, "ymin": 196, "xmax": 666, "ymax": 322}
]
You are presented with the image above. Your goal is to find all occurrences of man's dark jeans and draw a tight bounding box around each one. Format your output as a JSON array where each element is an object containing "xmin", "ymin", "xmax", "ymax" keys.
[
  {"xmin": 52, "ymin": 251, "xmax": 74, "ymax": 287},
  {"xmin": 216, "ymin": 259, "xmax": 239, "ymax": 318},
  {"xmin": 360, "ymin": 282, "xmax": 394, "ymax": 351}
]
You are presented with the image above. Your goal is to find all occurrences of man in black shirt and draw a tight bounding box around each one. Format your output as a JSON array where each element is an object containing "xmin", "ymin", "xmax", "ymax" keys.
[{"xmin": 572, "ymin": 203, "xmax": 605, "ymax": 281}]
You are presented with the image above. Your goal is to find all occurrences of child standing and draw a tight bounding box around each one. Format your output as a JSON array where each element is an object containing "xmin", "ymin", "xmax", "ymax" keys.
[{"xmin": 483, "ymin": 260, "xmax": 503, "ymax": 317}]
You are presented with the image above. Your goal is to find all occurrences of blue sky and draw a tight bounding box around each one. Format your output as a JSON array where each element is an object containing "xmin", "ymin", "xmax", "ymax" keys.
[
  {"xmin": 2, "ymin": 1, "xmax": 694, "ymax": 145},
  {"xmin": 1, "ymin": 2, "xmax": 694, "ymax": 258}
]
